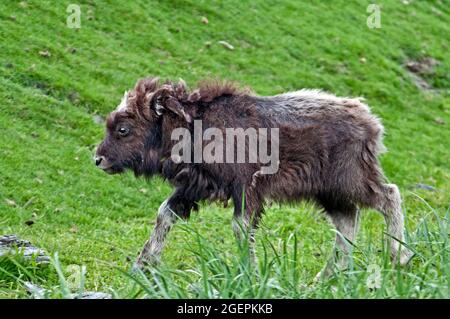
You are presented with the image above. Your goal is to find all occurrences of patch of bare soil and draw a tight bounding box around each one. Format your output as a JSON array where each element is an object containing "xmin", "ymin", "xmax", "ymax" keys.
[{"xmin": 404, "ymin": 57, "xmax": 440, "ymax": 92}]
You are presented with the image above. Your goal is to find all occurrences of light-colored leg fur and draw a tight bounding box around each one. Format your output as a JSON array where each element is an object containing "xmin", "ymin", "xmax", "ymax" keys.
[
  {"xmin": 315, "ymin": 207, "xmax": 360, "ymax": 281},
  {"xmin": 135, "ymin": 199, "xmax": 176, "ymax": 269},
  {"xmin": 232, "ymin": 217, "xmax": 258, "ymax": 265},
  {"xmin": 377, "ymin": 183, "xmax": 413, "ymax": 266}
]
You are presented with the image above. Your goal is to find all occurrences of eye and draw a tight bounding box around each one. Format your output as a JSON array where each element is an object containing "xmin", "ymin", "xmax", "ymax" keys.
[{"xmin": 118, "ymin": 127, "xmax": 130, "ymax": 137}]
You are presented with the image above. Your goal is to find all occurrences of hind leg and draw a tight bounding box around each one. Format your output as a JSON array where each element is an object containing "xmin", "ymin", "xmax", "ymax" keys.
[
  {"xmin": 232, "ymin": 214, "xmax": 259, "ymax": 264},
  {"xmin": 231, "ymin": 188, "xmax": 262, "ymax": 265},
  {"xmin": 376, "ymin": 183, "xmax": 413, "ymax": 266},
  {"xmin": 315, "ymin": 203, "xmax": 360, "ymax": 280}
]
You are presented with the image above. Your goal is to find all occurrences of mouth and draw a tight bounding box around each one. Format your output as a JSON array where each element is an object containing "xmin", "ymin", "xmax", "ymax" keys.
[
  {"xmin": 100, "ymin": 165, "xmax": 122, "ymax": 175},
  {"xmin": 102, "ymin": 167, "xmax": 116, "ymax": 174}
]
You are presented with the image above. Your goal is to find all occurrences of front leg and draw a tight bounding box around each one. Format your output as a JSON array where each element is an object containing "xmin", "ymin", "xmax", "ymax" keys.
[{"xmin": 135, "ymin": 192, "xmax": 193, "ymax": 269}]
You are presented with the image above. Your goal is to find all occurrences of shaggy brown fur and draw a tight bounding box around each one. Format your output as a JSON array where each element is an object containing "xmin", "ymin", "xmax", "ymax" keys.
[{"xmin": 95, "ymin": 77, "xmax": 413, "ymax": 274}]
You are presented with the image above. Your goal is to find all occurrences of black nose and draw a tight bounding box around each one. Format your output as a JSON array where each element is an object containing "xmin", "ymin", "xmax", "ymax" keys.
[{"xmin": 95, "ymin": 156, "xmax": 105, "ymax": 166}]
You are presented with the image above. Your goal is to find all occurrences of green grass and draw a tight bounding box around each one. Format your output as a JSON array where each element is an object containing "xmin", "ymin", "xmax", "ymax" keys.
[{"xmin": 0, "ymin": 0, "xmax": 449, "ymax": 298}]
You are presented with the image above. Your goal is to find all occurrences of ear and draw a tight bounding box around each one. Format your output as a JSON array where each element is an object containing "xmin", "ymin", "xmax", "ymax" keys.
[{"xmin": 151, "ymin": 81, "xmax": 192, "ymax": 123}]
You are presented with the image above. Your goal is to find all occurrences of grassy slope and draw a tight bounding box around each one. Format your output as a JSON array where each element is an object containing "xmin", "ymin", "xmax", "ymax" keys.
[{"xmin": 0, "ymin": 1, "xmax": 449, "ymax": 298}]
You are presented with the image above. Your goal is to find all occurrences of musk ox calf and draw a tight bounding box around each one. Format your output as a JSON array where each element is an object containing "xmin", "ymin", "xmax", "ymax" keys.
[{"xmin": 95, "ymin": 77, "xmax": 413, "ymax": 277}]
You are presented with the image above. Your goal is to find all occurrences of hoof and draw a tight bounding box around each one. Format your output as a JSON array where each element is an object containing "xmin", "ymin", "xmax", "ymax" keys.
[
  {"xmin": 132, "ymin": 255, "xmax": 159, "ymax": 273},
  {"xmin": 130, "ymin": 262, "xmax": 143, "ymax": 274},
  {"xmin": 396, "ymin": 249, "xmax": 414, "ymax": 266},
  {"xmin": 313, "ymin": 270, "xmax": 324, "ymax": 283},
  {"xmin": 313, "ymin": 265, "xmax": 334, "ymax": 283}
]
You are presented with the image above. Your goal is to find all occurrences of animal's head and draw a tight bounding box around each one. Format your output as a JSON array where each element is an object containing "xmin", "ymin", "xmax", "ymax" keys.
[{"xmin": 94, "ymin": 77, "xmax": 193, "ymax": 177}]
